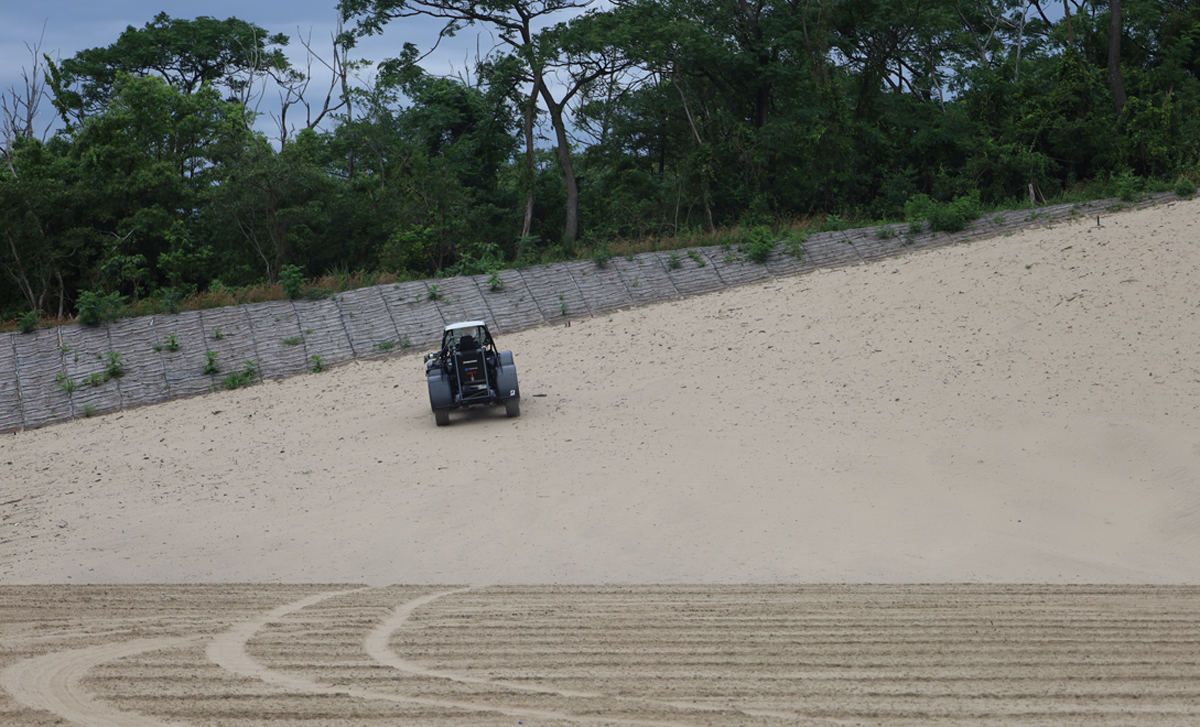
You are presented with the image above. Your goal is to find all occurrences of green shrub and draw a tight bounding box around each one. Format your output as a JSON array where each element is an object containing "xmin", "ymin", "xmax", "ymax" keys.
[
  {"xmin": 17, "ymin": 310, "xmax": 40, "ymax": 334},
  {"xmin": 592, "ymin": 247, "xmax": 612, "ymax": 269},
  {"xmin": 76, "ymin": 290, "xmax": 126, "ymax": 326},
  {"xmin": 1174, "ymin": 178, "xmax": 1197, "ymax": 198},
  {"xmin": 905, "ymin": 191, "xmax": 981, "ymax": 233},
  {"xmin": 203, "ymin": 350, "xmax": 220, "ymax": 375},
  {"xmin": 740, "ymin": 225, "xmax": 776, "ymax": 264},
  {"xmin": 666, "ymin": 252, "xmax": 682, "ymax": 270},
  {"xmin": 279, "ymin": 264, "xmax": 306, "ymax": 300},
  {"xmin": 783, "ymin": 230, "xmax": 808, "ymax": 260},
  {"xmin": 1112, "ymin": 169, "xmax": 1143, "ymax": 202},
  {"xmin": 309, "ymin": 354, "xmax": 326, "ymax": 373}
]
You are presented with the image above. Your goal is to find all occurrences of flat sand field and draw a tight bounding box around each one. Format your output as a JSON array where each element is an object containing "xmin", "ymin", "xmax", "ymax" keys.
[{"xmin": 2, "ymin": 199, "xmax": 1199, "ymax": 724}]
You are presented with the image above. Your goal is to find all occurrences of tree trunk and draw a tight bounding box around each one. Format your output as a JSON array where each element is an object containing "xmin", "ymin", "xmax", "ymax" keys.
[
  {"xmin": 520, "ymin": 84, "xmax": 537, "ymax": 242},
  {"xmin": 538, "ymin": 81, "xmax": 579, "ymax": 248},
  {"xmin": 1108, "ymin": 0, "xmax": 1127, "ymax": 113}
]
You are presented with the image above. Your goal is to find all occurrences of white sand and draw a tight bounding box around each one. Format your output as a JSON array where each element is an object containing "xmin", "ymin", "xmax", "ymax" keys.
[{"xmin": 2, "ymin": 199, "xmax": 1198, "ymax": 585}]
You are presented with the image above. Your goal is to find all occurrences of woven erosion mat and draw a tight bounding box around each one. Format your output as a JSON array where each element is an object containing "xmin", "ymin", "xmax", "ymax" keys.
[
  {"xmin": 156, "ymin": 310, "xmax": 218, "ymax": 398},
  {"xmin": 0, "ymin": 337, "xmax": 25, "ymax": 431},
  {"xmin": 658, "ymin": 250, "xmax": 727, "ymax": 296},
  {"xmin": 106, "ymin": 317, "xmax": 169, "ymax": 409},
  {"xmin": 468, "ymin": 270, "xmax": 544, "ymax": 334},
  {"xmin": 384, "ymin": 281, "xmax": 445, "ymax": 351},
  {"xmin": 428, "ymin": 276, "xmax": 495, "ymax": 327},
  {"xmin": 244, "ymin": 300, "xmax": 308, "ymax": 379},
  {"xmin": 702, "ymin": 245, "xmax": 774, "ymax": 287},
  {"xmin": 197, "ymin": 307, "xmax": 259, "ymax": 385},
  {"xmin": 844, "ymin": 227, "xmax": 913, "ymax": 262},
  {"xmin": 58, "ymin": 324, "xmax": 124, "ymax": 418},
  {"xmin": 337, "ymin": 286, "xmax": 402, "ymax": 359},
  {"xmin": 11, "ymin": 328, "xmax": 74, "ymax": 428},
  {"xmin": 517, "ymin": 263, "xmax": 590, "ymax": 322},
  {"xmin": 611, "ymin": 252, "xmax": 680, "ymax": 306},
  {"xmin": 561, "ymin": 260, "xmax": 634, "ymax": 316},
  {"xmin": 291, "ymin": 298, "xmax": 355, "ymax": 368}
]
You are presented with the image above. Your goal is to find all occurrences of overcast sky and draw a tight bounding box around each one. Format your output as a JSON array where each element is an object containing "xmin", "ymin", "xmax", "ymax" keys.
[{"xmin": 0, "ymin": 1, "xmax": 557, "ymax": 139}]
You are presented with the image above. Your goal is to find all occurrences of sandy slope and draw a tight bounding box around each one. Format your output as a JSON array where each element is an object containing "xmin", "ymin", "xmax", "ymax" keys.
[
  {"xmin": 2, "ymin": 584, "xmax": 1199, "ymax": 726},
  {"xmin": 2, "ymin": 199, "xmax": 1200, "ymax": 585}
]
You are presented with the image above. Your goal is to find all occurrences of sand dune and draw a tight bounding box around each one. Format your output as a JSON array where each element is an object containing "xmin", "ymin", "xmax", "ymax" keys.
[
  {"xmin": 3, "ymin": 198, "xmax": 1199, "ymax": 585},
  {"xmin": 2, "ymin": 199, "xmax": 1200, "ymax": 725}
]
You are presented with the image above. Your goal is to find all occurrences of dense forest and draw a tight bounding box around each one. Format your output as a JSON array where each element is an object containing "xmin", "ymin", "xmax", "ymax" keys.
[{"xmin": 2, "ymin": 0, "xmax": 1198, "ymax": 325}]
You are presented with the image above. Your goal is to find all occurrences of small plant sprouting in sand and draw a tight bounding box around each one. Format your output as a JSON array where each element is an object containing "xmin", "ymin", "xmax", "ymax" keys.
[
  {"xmin": 203, "ymin": 350, "xmax": 220, "ymax": 375},
  {"xmin": 282, "ymin": 336, "xmax": 303, "ymax": 346},
  {"xmin": 666, "ymin": 252, "xmax": 682, "ymax": 270},
  {"xmin": 310, "ymin": 354, "xmax": 326, "ymax": 373},
  {"xmin": 374, "ymin": 340, "xmax": 398, "ymax": 352},
  {"xmin": 488, "ymin": 272, "xmax": 504, "ymax": 291},
  {"xmin": 82, "ymin": 405, "xmax": 97, "ymax": 418},
  {"xmin": 427, "ymin": 284, "xmax": 442, "ymax": 301},
  {"xmin": 558, "ymin": 293, "xmax": 568, "ymax": 317},
  {"xmin": 55, "ymin": 373, "xmax": 78, "ymax": 393}
]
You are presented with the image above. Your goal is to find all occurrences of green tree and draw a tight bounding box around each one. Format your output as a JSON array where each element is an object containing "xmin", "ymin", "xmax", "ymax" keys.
[{"xmin": 47, "ymin": 13, "xmax": 291, "ymax": 125}]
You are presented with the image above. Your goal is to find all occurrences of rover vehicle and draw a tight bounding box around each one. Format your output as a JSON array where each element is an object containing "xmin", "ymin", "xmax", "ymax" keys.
[{"xmin": 424, "ymin": 321, "xmax": 520, "ymax": 426}]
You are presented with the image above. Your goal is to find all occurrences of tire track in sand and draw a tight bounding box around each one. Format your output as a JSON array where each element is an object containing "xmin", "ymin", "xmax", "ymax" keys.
[
  {"xmin": 209, "ymin": 586, "xmax": 712, "ymax": 726},
  {"xmin": 0, "ymin": 636, "xmax": 198, "ymax": 727}
]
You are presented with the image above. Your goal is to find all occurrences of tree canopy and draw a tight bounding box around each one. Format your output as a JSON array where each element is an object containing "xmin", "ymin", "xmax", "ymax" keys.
[{"xmin": 2, "ymin": 1, "xmax": 1199, "ymax": 321}]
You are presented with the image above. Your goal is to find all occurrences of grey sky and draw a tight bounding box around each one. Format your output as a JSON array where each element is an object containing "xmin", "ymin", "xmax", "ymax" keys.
[{"xmin": 1, "ymin": 1, "xmax": 537, "ymax": 139}]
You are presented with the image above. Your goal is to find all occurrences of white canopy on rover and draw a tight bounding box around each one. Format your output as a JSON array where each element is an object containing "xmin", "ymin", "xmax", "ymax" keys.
[{"xmin": 444, "ymin": 320, "xmax": 486, "ymax": 331}]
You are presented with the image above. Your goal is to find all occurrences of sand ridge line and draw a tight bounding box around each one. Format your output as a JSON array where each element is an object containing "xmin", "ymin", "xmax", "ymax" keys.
[
  {"xmin": 209, "ymin": 585, "xmax": 715, "ymax": 726},
  {"xmin": 365, "ymin": 588, "xmax": 815, "ymax": 723},
  {"xmin": 0, "ymin": 636, "xmax": 199, "ymax": 727},
  {"xmin": 364, "ymin": 585, "xmax": 604, "ymax": 697}
]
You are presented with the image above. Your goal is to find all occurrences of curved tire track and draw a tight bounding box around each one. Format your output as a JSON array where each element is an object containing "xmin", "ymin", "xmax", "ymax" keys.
[
  {"xmin": 210, "ymin": 586, "xmax": 708, "ymax": 726},
  {"xmin": 0, "ymin": 636, "xmax": 198, "ymax": 727}
]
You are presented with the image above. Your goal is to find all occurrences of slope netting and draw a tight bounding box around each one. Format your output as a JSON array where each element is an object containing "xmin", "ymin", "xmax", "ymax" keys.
[{"xmin": 0, "ymin": 194, "xmax": 1175, "ymax": 431}]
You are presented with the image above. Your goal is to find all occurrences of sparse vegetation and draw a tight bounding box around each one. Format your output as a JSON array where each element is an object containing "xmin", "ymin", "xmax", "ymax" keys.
[
  {"xmin": 309, "ymin": 354, "xmax": 326, "ymax": 373},
  {"xmin": 222, "ymin": 360, "xmax": 259, "ymax": 389},
  {"xmin": 282, "ymin": 336, "xmax": 303, "ymax": 346},
  {"xmin": 203, "ymin": 351, "xmax": 220, "ymax": 375},
  {"xmin": 152, "ymin": 334, "xmax": 180, "ymax": 352},
  {"xmin": 103, "ymin": 351, "xmax": 125, "ymax": 379}
]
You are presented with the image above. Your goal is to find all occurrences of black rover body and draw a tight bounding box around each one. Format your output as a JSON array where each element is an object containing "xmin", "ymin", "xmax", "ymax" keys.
[{"xmin": 424, "ymin": 321, "xmax": 520, "ymax": 426}]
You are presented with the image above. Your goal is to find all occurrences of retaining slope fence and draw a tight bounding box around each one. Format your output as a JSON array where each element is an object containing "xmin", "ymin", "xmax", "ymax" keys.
[{"xmin": 0, "ymin": 195, "xmax": 1176, "ymax": 432}]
